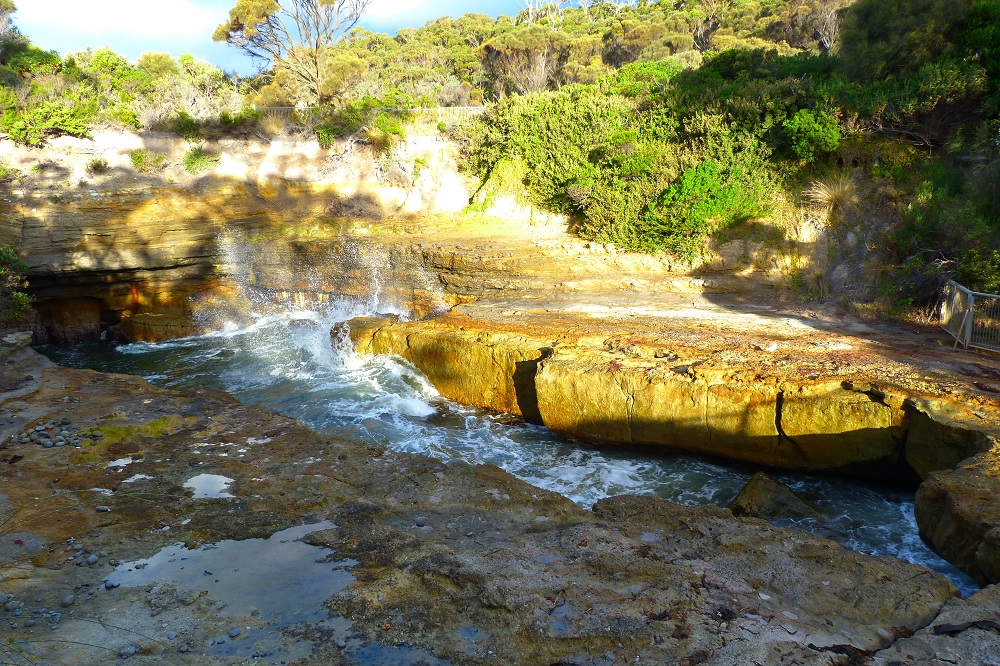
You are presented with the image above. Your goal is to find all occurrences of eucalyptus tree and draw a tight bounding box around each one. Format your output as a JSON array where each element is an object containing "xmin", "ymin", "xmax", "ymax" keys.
[
  {"xmin": 213, "ymin": 0, "xmax": 372, "ymax": 104},
  {"xmin": 0, "ymin": 0, "xmax": 16, "ymax": 39}
]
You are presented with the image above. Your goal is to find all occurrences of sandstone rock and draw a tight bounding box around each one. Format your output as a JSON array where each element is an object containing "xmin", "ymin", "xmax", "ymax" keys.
[
  {"xmin": 350, "ymin": 316, "xmax": 994, "ymax": 476},
  {"xmin": 778, "ymin": 383, "xmax": 900, "ymax": 469},
  {"xmin": 34, "ymin": 298, "xmax": 101, "ymax": 343},
  {"xmin": 113, "ymin": 313, "xmax": 203, "ymax": 344},
  {"xmin": 905, "ymin": 398, "xmax": 994, "ymax": 479},
  {"xmin": 869, "ymin": 584, "xmax": 1000, "ymax": 665},
  {"xmin": 916, "ymin": 448, "xmax": 1000, "ymax": 585},
  {"xmin": 730, "ymin": 472, "xmax": 820, "ymax": 519},
  {"xmin": 345, "ymin": 314, "xmax": 400, "ymax": 354}
]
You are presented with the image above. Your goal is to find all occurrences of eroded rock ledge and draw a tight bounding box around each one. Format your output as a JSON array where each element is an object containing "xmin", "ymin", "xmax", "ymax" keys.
[
  {"xmin": 345, "ymin": 301, "xmax": 1000, "ymax": 585},
  {"xmin": 2, "ymin": 334, "xmax": 998, "ymax": 664}
]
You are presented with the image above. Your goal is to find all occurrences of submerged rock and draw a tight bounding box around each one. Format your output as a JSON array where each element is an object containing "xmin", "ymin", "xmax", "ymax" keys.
[{"xmin": 729, "ymin": 472, "xmax": 820, "ymax": 519}]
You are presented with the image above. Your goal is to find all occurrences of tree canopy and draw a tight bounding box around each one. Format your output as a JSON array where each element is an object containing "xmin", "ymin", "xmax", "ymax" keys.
[{"xmin": 213, "ymin": 0, "xmax": 373, "ymax": 104}]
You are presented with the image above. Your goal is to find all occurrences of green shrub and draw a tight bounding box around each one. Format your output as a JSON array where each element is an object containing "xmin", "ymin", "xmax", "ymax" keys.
[
  {"xmin": 315, "ymin": 99, "xmax": 378, "ymax": 147},
  {"xmin": 639, "ymin": 156, "xmax": 772, "ymax": 257},
  {"xmin": 219, "ymin": 107, "xmax": 262, "ymax": 129},
  {"xmin": 0, "ymin": 100, "xmax": 93, "ymax": 146},
  {"xmin": 85, "ymin": 158, "xmax": 108, "ymax": 175},
  {"xmin": 783, "ymin": 108, "xmax": 841, "ymax": 161},
  {"xmin": 366, "ymin": 112, "xmax": 407, "ymax": 154},
  {"xmin": 0, "ymin": 245, "xmax": 31, "ymax": 324},
  {"xmin": 129, "ymin": 149, "xmax": 165, "ymax": 173},
  {"xmin": 182, "ymin": 146, "xmax": 218, "ymax": 174},
  {"xmin": 0, "ymin": 159, "xmax": 19, "ymax": 182},
  {"xmin": 6, "ymin": 44, "xmax": 61, "ymax": 75},
  {"xmin": 172, "ymin": 111, "xmax": 201, "ymax": 140}
]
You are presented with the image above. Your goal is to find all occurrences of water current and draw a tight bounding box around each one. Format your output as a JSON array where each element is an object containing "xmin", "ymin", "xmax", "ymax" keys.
[{"xmin": 40, "ymin": 299, "xmax": 979, "ymax": 596}]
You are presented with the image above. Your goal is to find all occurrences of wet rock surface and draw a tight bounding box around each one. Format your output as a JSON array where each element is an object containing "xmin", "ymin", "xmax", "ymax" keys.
[{"xmin": 0, "ymin": 344, "xmax": 992, "ymax": 664}]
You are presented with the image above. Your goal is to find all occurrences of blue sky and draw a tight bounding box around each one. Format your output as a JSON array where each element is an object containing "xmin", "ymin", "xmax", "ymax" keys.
[{"xmin": 15, "ymin": 0, "xmax": 524, "ymax": 74}]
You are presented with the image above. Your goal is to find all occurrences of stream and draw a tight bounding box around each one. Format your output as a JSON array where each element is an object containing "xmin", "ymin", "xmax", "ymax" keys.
[{"xmin": 39, "ymin": 299, "xmax": 978, "ymax": 596}]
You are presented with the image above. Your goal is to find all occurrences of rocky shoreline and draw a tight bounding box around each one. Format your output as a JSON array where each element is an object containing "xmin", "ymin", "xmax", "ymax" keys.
[
  {"xmin": 345, "ymin": 297, "xmax": 1000, "ymax": 588},
  {"xmin": 2, "ymin": 332, "xmax": 1000, "ymax": 665}
]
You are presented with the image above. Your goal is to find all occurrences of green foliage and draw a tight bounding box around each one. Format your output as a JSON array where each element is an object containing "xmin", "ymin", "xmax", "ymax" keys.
[
  {"xmin": 0, "ymin": 158, "xmax": 19, "ymax": 182},
  {"xmin": 960, "ymin": 0, "xmax": 1000, "ymax": 106},
  {"xmin": 0, "ymin": 244, "xmax": 30, "ymax": 324},
  {"xmin": 85, "ymin": 158, "xmax": 108, "ymax": 175},
  {"xmin": 219, "ymin": 107, "xmax": 261, "ymax": 129},
  {"xmin": 783, "ymin": 108, "xmax": 841, "ymax": 161},
  {"xmin": 640, "ymin": 151, "xmax": 773, "ymax": 257},
  {"xmin": 129, "ymin": 149, "xmax": 165, "ymax": 173},
  {"xmin": 172, "ymin": 111, "xmax": 201, "ymax": 140},
  {"xmin": 1, "ymin": 99, "xmax": 94, "ymax": 146},
  {"xmin": 612, "ymin": 59, "xmax": 683, "ymax": 97},
  {"xmin": 181, "ymin": 146, "xmax": 218, "ymax": 174},
  {"xmin": 838, "ymin": 0, "xmax": 975, "ymax": 82},
  {"xmin": 136, "ymin": 51, "xmax": 181, "ymax": 79},
  {"xmin": 6, "ymin": 43, "xmax": 60, "ymax": 74}
]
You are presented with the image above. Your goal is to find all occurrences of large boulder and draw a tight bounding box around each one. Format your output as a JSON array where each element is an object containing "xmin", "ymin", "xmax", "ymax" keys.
[
  {"xmin": 916, "ymin": 447, "xmax": 1000, "ymax": 585},
  {"xmin": 730, "ymin": 472, "xmax": 820, "ymax": 519}
]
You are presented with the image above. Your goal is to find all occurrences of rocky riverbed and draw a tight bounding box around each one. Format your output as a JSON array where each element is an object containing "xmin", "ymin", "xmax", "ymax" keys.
[{"xmin": 2, "ymin": 331, "xmax": 1000, "ymax": 665}]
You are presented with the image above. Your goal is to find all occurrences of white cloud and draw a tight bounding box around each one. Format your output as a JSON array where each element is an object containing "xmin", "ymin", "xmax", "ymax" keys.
[{"xmin": 18, "ymin": 0, "xmax": 221, "ymax": 41}]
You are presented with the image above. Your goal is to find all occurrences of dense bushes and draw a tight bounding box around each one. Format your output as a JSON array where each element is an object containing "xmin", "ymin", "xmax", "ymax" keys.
[{"xmin": 0, "ymin": 245, "xmax": 30, "ymax": 323}]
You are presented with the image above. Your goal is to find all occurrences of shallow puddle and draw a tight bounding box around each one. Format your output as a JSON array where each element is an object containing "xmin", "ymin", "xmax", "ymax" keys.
[{"xmin": 107, "ymin": 522, "xmax": 357, "ymax": 659}]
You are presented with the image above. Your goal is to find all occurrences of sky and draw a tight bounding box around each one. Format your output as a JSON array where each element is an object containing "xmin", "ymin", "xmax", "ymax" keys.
[{"xmin": 14, "ymin": 0, "xmax": 525, "ymax": 74}]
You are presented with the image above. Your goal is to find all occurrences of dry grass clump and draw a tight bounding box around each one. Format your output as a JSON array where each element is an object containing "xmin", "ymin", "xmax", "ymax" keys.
[
  {"xmin": 805, "ymin": 172, "xmax": 860, "ymax": 223},
  {"xmin": 259, "ymin": 112, "xmax": 289, "ymax": 136}
]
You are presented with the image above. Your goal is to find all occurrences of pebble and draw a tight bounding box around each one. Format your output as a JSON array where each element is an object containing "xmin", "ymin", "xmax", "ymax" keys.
[
  {"xmin": 72, "ymin": 543, "xmax": 84, "ymax": 551},
  {"xmin": 121, "ymin": 645, "xmax": 138, "ymax": 657},
  {"xmin": 86, "ymin": 555, "xmax": 99, "ymax": 565},
  {"xmin": 179, "ymin": 646, "xmax": 189, "ymax": 653},
  {"xmin": 42, "ymin": 440, "xmax": 54, "ymax": 448},
  {"xmin": 24, "ymin": 619, "xmax": 35, "ymax": 627},
  {"xmin": 167, "ymin": 632, "xmax": 176, "ymax": 640},
  {"xmin": 415, "ymin": 518, "xmax": 426, "ymax": 527},
  {"xmin": 95, "ymin": 506, "xmax": 112, "ymax": 512},
  {"xmin": 228, "ymin": 628, "xmax": 241, "ymax": 638},
  {"xmin": 3, "ymin": 601, "xmax": 16, "ymax": 612},
  {"xmin": 59, "ymin": 594, "xmax": 75, "ymax": 608},
  {"xmin": 337, "ymin": 640, "xmax": 347, "ymax": 649}
]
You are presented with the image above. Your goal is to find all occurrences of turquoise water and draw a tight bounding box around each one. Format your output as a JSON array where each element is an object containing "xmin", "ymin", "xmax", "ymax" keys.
[{"xmin": 39, "ymin": 301, "xmax": 978, "ymax": 596}]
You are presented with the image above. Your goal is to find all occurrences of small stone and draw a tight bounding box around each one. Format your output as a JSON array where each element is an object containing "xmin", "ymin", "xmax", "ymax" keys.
[
  {"xmin": 4, "ymin": 601, "xmax": 16, "ymax": 612},
  {"xmin": 228, "ymin": 628, "xmax": 241, "ymax": 638},
  {"xmin": 24, "ymin": 619, "xmax": 36, "ymax": 627},
  {"xmin": 121, "ymin": 645, "xmax": 138, "ymax": 657},
  {"xmin": 337, "ymin": 640, "xmax": 347, "ymax": 649},
  {"xmin": 95, "ymin": 506, "xmax": 112, "ymax": 512},
  {"xmin": 104, "ymin": 580, "xmax": 115, "ymax": 590},
  {"xmin": 167, "ymin": 632, "xmax": 176, "ymax": 640},
  {"xmin": 92, "ymin": 430, "xmax": 104, "ymax": 438},
  {"xmin": 179, "ymin": 646, "xmax": 189, "ymax": 653},
  {"xmin": 72, "ymin": 543, "xmax": 84, "ymax": 551},
  {"xmin": 415, "ymin": 518, "xmax": 426, "ymax": 527},
  {"xmin": 42, "ymin": 440, "xmax": 54, "ymax": 448},
  {"xmin": 55, "ymin": 441, "xmax": 65, "ymax": 447},
  {"xmin": 86, "ymin": 555, "xmax": 99, "ymax": 565},
  {"xmin": 59, "ymin": 594, "xmax": 75, "ymax": 608}
]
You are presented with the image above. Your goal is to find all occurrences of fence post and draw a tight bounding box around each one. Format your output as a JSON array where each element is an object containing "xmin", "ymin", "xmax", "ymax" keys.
[{"xmin": 965, "ymin": 291, "xmax": 975, "ymax": 348}]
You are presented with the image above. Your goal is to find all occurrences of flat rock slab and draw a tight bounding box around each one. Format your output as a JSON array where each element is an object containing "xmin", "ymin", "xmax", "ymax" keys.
[{"xmin": 0, "ymin": 349, "xmax": 989, "ymax": 665}]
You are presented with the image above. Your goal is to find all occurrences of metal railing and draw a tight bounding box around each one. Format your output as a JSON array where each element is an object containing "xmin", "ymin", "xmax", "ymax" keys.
[
  {"xmin": 940, "ymin": 279, "xmax": 1000, "ymax": 352},
  {"xmin": 253, "ymin": 105, "xmax": 488, "ymax": 123}
]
